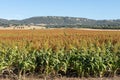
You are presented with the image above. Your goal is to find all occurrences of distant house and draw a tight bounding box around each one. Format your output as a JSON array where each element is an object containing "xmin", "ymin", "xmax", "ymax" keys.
[{"xmin": 13, "ymin": 25, "xmax": 46, "ymax": 29}]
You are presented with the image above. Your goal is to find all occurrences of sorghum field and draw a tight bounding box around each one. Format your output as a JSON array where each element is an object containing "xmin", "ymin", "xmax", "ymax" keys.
[{"xmin": 0, "ymin": 29, "xmax": 120, "ymax": 80}]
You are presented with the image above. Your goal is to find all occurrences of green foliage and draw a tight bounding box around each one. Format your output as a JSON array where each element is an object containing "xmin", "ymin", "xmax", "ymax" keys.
[{"xmin": 0, "ymin": 42, "xmax": 120, "ymax": 79}]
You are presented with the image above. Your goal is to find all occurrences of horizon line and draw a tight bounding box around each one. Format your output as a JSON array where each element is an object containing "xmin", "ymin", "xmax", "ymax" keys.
[{"xmin": 0, "ymin": 16, "xmax": 120, "ymax": 21}]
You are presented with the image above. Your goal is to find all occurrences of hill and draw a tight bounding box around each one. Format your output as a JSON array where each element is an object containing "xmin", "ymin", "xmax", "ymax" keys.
[{"xmin": 0, "ymin": 16, "xmax": 120, "ymax": 29}]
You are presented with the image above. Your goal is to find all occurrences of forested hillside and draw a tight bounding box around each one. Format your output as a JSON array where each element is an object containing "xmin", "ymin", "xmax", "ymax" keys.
[{"xmin": 0, "ymin": 16, "xmax": 120, "ymax": 29}]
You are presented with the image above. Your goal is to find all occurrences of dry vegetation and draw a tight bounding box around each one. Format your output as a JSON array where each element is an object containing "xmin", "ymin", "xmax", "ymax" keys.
[{"xmin": 0, "ymin": 29, "xmax": 120, "ymax": 80}]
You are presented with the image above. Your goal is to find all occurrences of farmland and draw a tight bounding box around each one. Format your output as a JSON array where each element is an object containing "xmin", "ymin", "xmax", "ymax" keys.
[{"xmin": 0, "ymin": 29, "xmax": 120, "ymax": 80}]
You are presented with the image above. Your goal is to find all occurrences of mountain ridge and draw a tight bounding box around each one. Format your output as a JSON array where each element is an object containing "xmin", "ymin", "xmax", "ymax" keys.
[{"xmin": 0, "ymin": 16, "xmax": 120, "ymax": 28}]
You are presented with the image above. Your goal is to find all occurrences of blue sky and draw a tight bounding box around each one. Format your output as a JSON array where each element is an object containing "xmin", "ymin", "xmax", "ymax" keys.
[{"xmin": 0, "ymin": 0, "xmax": 120, "ymax": 20}]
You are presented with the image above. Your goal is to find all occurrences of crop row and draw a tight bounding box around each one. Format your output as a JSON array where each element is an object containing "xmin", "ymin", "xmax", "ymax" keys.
[{"xmin": 0, "ymin": 29, "xmax": 120, "ymax": 79}]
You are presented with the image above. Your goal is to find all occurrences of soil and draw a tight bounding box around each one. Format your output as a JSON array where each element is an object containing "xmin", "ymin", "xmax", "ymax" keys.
[{"xmin": 1, "ymin": 76, "xmax": 120, "ymax": 80}]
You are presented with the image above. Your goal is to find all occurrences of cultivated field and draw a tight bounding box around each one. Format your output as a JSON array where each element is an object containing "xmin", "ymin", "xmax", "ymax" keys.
[{"xmin": 0, "ymin": 29, "xmax": 120, "ymax": 80}]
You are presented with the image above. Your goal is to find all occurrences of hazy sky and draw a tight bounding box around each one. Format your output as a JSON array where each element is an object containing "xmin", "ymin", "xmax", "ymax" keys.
[{"xmin": 0, "ymin": 0, "xmax": 120, "ymax": 20}]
